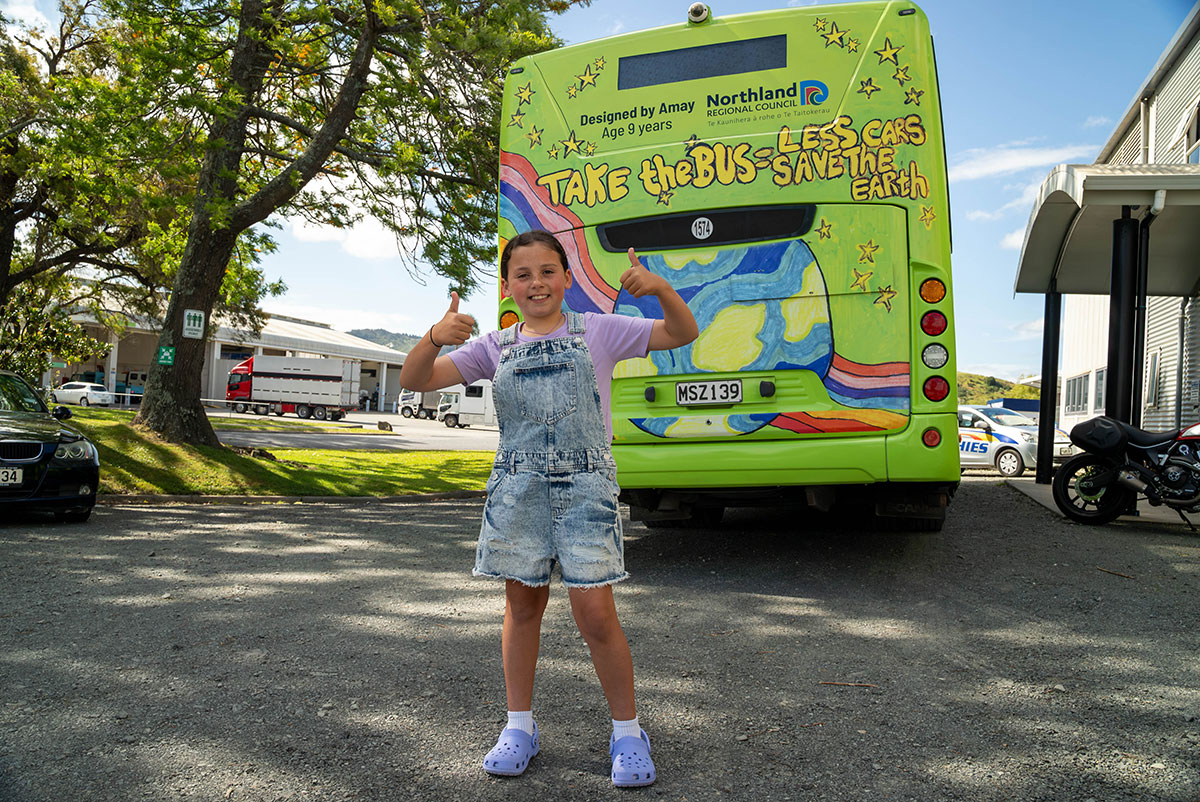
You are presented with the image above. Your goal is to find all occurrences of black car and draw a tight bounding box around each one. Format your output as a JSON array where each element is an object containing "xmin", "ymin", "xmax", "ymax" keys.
[{"xmin": 0, "ymin": 370, "xmax": 99, "ymax": 522}]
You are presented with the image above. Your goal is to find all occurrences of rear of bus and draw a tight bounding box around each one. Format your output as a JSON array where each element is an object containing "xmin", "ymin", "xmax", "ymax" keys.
[{"xmin": 497, "ymin": 1, "xmax": 958, "ymax": 527}]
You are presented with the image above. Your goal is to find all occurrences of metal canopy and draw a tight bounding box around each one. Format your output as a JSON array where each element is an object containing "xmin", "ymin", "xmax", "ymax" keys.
[{"xmin": 1013, "ymin": 164, "xmax": 1200, "ymax": 296}]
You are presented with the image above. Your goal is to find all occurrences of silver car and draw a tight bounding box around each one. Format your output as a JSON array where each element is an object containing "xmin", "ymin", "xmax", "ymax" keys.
[{"xmin": 51, "ymin": 382, "xmax": 114, "ymax": 407}]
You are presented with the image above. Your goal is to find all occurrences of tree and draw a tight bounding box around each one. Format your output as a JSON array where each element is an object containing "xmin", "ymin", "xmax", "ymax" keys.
[
  {"xmin": 0, "ymin": 272, "xmax": 110, "ymax": 383},
  {"xmin": 0, "ymin": 2, "xmax": 286, "ymax": 383},
  {"xmin": 116, "ymin": 0, "xmax": 583, "ymax": 445}
]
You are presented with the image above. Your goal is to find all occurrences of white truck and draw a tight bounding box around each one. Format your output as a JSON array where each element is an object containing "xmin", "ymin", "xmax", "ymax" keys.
[
  {"xmin": 437, "ymin": 380, "xmax": 495, "ymax": 428},
  {"xmin": 226, "ymin": 356, "xmax": 360, "ymax": 421},
  {"xmin": 399, "ymin": 389, "xmax": 446, "ymax": 419}
]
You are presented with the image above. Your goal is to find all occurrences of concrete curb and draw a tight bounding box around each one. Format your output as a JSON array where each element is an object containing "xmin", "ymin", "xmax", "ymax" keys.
[{"xmin": 97, "ymin": 490, "xmax": 487, "ymax": 506}]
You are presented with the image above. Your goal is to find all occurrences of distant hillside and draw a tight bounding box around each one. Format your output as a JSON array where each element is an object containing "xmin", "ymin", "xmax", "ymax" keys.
[
  {"xmin": 348, "ymin": 328, "xmax": 423, "ymax": 353},
  {"xmin": 958, "ymin": 372, "xmax": 1040, "ymax": 405}
]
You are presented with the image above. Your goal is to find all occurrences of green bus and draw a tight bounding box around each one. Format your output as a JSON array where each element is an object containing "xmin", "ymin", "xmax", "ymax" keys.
[{"xmin": 497, "ymin": 1, "xmax": 957, "ymax": 528}]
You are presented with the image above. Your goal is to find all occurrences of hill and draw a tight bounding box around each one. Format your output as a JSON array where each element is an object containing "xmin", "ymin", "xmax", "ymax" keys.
[
  {"xmin": 348, "ymin": 328, "xmax": 423, "ymax": 354},
  {"xmin": 957, "ymin": 372, "xmax": 1040, "ymax": 405}
]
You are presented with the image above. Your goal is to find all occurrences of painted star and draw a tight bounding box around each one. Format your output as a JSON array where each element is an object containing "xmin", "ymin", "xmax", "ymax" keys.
[
  {"xmin": 850, "ymin": 268, "xmax": 873, "ymax": 292},
  {"xmin": 594, "ymin": 56, "xmax": 606, "ymax": 70},
  {"xmin": 904, "ymin": 86, "xmax": 925, "ymax": 106},
  {"xmin": 657, "ymin": 189, "xmax": 674, "ymax": 206},
  {"xmin": 858, "ymin": 239, "xmax": 881, "ymax": 264},
  {"xmin": 846, "ymin": 37, "xmax": 860, "ymax": 53},
  {"xmin": 874, "ymin": 285, "xmax": 897, "ymax": 313},
  {"xmin": 822, "ymin": 22, "xmax": 847, "ymax": 48},
  {"xmin": 892, "ymin": 65, "xmax": 911, "ymax": 86},
  {"xmin": 684, "ymin": 133, "xmax": 701, "ymax": 153},
  {"xmin": 547, "ymin": 144, "xmax": 561, "ymax": 160},
  {"xmin": 585, "ymin": 141, "xmax": 597, "ymax": 157},
  {"xmin": 919, "ymin": 206, "xmax": 937, "ymax": 227},
  {"xmin": 507, "ymin": 111, "xmax": 525, "ymax": 128},
  {"xmin": 577, "ymin": 64, "xmax": 599, "ymax": 89},
  {"xmin": 566, "ymin": 84, "xmax": 579, "ymax": 98},
  {"xmin": 525, "ymin": 125, "xmax": 543, "ymax": 148},
  {"xmin": 515, "ymin": 82, "xmax": 535, "ymax": 107},
  {"xmin": 857, "ymin": 78, "xmax": 882, "ymax": 99},
  {"xmin": 814, "ymin": 17, "xmax": 827, "ymax": 31},
  {"xmin": 817, "ymin": 218, "xmax": 833, "ymax": 240},
  {"xmin": 560, "ymin": 130, "xmax": 584, "ymax": 156},
  {"xmin": 874, "ymin": 37, "xmax": 902, "ymax": 65}
]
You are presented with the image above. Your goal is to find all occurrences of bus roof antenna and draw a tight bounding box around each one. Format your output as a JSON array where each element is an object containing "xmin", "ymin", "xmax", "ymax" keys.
[{"xmin": 687, "ymin": 3, "xmax": 710, "ymax": 24}]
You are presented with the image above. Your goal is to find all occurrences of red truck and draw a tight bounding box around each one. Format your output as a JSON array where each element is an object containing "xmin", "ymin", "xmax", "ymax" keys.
[{"xmin": 225, "ymin": 356, "xmax": 361, "ymax": 421}]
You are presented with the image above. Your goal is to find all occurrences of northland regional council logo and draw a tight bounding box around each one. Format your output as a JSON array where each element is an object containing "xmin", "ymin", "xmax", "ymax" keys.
[{"xmin": 706, "ymin": 80, "xmax": 827, "ymax": 118}]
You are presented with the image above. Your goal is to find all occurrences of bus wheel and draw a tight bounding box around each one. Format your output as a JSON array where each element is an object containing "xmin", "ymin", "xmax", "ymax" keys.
[
  {"xmin": 444, "ymin": 414, "xmax": 458, "ymax": 428},
  {"xmin": 233, "ymin": 403, "xmax": 247, "ymax": 414},
  {"xmin": 995, "ymin": 448, "xmax": 1025, "ymax": 478},
  {"xmin": 297, "ymin": 405, "xmax": 311, "ymax": 419},
  {"xmin": 312, "ymin": 406, "xmax": 328, "ymax": 421}
]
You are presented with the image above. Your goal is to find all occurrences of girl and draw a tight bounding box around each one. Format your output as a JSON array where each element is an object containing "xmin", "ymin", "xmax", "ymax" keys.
[{"xmin": 398, "ymin": 229, "xmax": 697, "ymax": 787}]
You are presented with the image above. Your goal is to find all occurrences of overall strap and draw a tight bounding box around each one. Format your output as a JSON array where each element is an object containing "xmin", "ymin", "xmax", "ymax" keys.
[
  {"xmin": 567, "ymin": 311, "xmax": 586, "ymax": 334},
  {"xmin": 499, "ymin": 322, "xmax": 519, "ymax": 346}
]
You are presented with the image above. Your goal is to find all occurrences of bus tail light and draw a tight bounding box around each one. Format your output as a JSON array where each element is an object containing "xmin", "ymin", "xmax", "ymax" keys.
[
  {"xmin": 922, "ymin": 428, "xmax": 941, "ymax": 447},
  {"xmin": 923, "ymin": 376, "xmax": 950, "ymax": 402},
  {"xmin": 922, "ymin": 343, "xmax": 949, "ymax": 369},
  {"xmin": 921, "ymin": 310, "xmax": 947, "ymax": 336},
  {"xmin": 919, "ymin": 278, "xmax": 946, "ymax": 304}
]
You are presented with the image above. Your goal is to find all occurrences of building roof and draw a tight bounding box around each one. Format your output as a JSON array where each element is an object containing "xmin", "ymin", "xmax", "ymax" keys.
[
  {"xmin": 1013, "ymin": 163, "xmax": 1200, "ymax": 295},
  {"xmin": 217, "ymin": 314, "xmax": 407, "ymax": 363}
]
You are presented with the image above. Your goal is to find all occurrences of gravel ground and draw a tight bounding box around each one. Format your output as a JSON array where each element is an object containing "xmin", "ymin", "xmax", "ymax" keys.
[{"xmin": 1, "ymin": 476, "xmax": 1197, "ymax": 802}]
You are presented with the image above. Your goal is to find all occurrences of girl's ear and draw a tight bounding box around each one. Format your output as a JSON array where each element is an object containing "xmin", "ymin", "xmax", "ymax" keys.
[
  {"xmin": 500, "ymin": 276, "xmax": 509, "ymax": 297},
  {"xmin": 563, "ymin": 268, "xmax": 573, "ymax": 289}
]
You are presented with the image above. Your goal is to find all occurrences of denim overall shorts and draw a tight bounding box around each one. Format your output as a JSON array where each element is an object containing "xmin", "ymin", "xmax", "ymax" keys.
[{"xmin": 473, "ymin": 312, "xmax": 628, "ymax": 588}]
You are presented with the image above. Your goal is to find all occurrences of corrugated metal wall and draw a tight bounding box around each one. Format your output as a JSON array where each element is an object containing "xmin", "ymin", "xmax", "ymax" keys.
[
  {"xmin": 1110, "ymin": 125, "xmax": 1143, "ymax": 165},
  {"xmin": 1142, "ymin": 295, "xmax": 1183, "ymax": 430},
  {"xmin": 1060, "ymin": 295, "xmax": 1111, "ymax": 430},
  {"xmin": 1154, "ymin": 35, "xmax": 1200, "ymax": 161}
]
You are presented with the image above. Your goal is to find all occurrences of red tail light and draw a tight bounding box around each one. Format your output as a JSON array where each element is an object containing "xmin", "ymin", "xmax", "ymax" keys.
[
  {"xmin": 921, "ymin": 310, "xmax": 947, "ymax": 336},
  {"xmin": 923, "ymin": 376, "xmax": 950, "ymax": 402},
  {"xmin": 922, "ymin": 428, "xmax": 942, "ymax": 447}
]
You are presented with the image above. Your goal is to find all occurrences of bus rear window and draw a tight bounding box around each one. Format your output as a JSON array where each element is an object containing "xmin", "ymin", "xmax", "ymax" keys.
[{"xmin": 617, "ymin": 34, "xmax": 787, "ymax": 90}]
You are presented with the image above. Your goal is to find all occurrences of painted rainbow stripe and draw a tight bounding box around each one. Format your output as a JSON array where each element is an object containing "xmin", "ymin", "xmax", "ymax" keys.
[{"xmin": 824, "ymin": 353, "xmax": 909, "ymax": 409}]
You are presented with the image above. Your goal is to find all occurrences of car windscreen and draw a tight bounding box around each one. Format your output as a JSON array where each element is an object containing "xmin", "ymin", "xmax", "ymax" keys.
[
  {"xmin": 0, "ymin": 375, "xmax": 48, "ymax": 413},
  {"xmin": 979, "ymin": 408, "xmax": 1034, "ymax": 426}
]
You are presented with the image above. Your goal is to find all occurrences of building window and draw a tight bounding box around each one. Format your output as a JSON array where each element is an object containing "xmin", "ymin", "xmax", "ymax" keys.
[
  {"xmin": 1065, "ymin": 373, "xmax": 1090, "ymax": 414},
  {"xmin": 1094, "ymin": 367, "xmax": 1106, "ymax": 412},
  {"xmin": 1191, "ymin": 105, "xmax": 1200, "ymax": 164}
]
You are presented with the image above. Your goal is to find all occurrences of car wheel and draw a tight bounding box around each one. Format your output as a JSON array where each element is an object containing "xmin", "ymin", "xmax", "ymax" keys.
[
  {"xmin": 79, "ymin": 397, "xmax": 89, "ymax": 407},
  {"xmin": 995, "ymin": 448, "xmax": 1025, "ymax": 478},
  {"xmin": 312, "ymin": 406, "xmax": 328, "ymax": 421}
]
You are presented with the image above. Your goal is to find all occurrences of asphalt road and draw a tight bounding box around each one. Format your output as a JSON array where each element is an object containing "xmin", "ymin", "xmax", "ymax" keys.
[
  {"xmin": 213, "ymin": 415, "xmax": 500, "ymax": 452},
  {"xmin": 1, "ymin": 477, "xmax": 1197, "ymax": 802}
]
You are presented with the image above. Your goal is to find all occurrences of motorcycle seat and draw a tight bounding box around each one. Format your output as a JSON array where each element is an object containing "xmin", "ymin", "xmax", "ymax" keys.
[{"xmin": 1112, "ymin": 419, "xmax": 1179, "ymax": 447}]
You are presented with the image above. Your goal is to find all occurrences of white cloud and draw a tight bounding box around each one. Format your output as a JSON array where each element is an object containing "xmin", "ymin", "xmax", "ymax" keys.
[
  {"xmin": 1009, "ymin": 318, "xmax": 1043, "ymax": 342},
  {"xmin": 1000, "ymin": 227, "xmax": 1026, "ymax": 250},
  {"xmin": 1083, "ymin": 115, "xmax": 1111, "ymax": 129},
  {"xmin": 966, "ymin": 180, "xmax": 1043, "ymax": 221},
  {"xmin": 0, "ymin": 0, "xmax": 49, "ymax": 28},
  {"xmin": 949, "ymin": 143, "xmax": 1098, "ymax": 182}
]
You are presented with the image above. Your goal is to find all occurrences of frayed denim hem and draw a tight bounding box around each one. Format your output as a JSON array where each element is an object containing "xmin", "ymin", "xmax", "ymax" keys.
[
  {"xmin": 470, "ymin": 569, "xmax": 629, "ymax": 589},
  {"xmin": 472, "ymin": 568, "xmax": 551, "ymax": 588},
  {"xmin": 562, "ymin": 571, "xmax": 630, "ymax": 590}
]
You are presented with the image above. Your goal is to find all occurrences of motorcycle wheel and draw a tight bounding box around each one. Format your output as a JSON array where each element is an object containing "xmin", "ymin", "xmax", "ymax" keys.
[{"xmin": 1052, "ymin": 453, "xmax": 1134, "ymax": 525}]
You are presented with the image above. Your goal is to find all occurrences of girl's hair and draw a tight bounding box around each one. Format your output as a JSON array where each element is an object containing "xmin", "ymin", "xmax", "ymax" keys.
[{"xmin": 500, "ymin": 230, "xmax": 569, "ymax": 279}]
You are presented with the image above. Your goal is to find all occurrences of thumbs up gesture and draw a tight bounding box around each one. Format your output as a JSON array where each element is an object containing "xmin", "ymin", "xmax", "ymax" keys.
[
  {"xmin": 619, "ymin": 247, "xmax": 667, "ymax": 298},
  {"xmin": 430, "ymin": 291, "xmax": 476, "ymax": 347}
]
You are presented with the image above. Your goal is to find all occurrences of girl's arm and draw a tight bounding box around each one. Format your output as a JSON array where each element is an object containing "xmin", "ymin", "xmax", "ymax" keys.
[
  {"xmin": 398, "ymin": 292, "xmax": 473, "ymax": 392},
  {"xmin": 619, "ymin": 248, "xmax": 699, "ymax": 351}
]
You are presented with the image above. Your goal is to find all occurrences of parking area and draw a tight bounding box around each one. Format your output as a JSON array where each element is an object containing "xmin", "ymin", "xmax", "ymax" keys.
[{"xmin": 1, "ymin": 476, "xmax": 1197, "ymax": 802}]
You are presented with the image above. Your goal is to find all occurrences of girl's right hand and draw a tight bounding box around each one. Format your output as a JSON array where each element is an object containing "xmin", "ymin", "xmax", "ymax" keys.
[{"xmin": 432, "ymin": 292, "xmax": 476, "ymax": 346}]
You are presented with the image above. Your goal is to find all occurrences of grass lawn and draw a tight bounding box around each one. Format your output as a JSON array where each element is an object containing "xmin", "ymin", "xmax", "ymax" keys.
[{"xmin": 65, "ymin": 407, "xmax": 492, "ymax": 496}]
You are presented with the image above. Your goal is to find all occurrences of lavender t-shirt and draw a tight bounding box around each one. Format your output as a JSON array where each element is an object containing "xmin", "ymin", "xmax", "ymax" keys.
[{"xmin": 448, "ymin": 312, "xmax": 654, "ymax": 441}]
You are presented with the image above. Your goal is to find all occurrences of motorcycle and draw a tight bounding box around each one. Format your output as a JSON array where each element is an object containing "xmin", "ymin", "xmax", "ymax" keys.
[{"xmin": 1053, "ymin": 416, "xmax": 1200, "ymax": 527}]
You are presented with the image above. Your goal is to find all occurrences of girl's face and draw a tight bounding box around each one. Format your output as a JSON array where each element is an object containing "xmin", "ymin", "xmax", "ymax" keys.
[{"xmin": 502, "ymin": 242, "xmax": 572, "ymax": 326}]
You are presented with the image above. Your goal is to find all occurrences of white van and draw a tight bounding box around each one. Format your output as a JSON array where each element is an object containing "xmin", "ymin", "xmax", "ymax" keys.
[
  {"xmin": 437, "ymin": 380, "xmax": 495, "ymax": 428},
  {"xmin": 957, "ymin": 405, "xmax": 1075, "ymax": 477}
]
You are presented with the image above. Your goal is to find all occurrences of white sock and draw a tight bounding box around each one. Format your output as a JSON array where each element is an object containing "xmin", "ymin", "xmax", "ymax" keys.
[
  {"xmin": 612, "ymin": 716, "xmax": 641, "ymax": 741},
  {"xmin": 507, "ymin": 710, "xmax": 535, "ymax": 736}
]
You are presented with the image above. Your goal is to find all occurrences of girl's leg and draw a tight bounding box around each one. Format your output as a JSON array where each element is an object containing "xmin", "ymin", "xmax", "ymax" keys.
[
  {"xmin": 566, "ymin": 585, "xmax": 636, "ymax": 720},
  {"xmin": 502, "ymin": 579, "xmax": 551, "ymax": 710}
]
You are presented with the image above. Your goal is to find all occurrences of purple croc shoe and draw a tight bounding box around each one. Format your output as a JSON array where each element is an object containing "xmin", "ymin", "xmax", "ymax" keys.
[
  {"xmin": 483, "ymin": 723, "xmax": 539, "ymax": 776},
  {"xmin": 610, "ymin": 728, "xmax": 655, "ymax": 787}
]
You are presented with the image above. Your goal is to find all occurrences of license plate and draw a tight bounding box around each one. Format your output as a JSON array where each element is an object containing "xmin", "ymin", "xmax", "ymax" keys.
[
  {"xmin": 675, "ymin": 379, "xmax": 742, "ymax": 406},
  {"xmin": 1059, "ymin": 446, "xmax": 1073, "ymax": 456},
  {"xmin": 0, "ymin": 467, "xmax": 23, "ymax": 486}
]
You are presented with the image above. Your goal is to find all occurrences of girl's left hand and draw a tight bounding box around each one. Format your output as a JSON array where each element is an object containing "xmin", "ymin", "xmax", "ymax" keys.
[{"xmin": 619, "ymin": 247, "xmax": 665, "ymax": 298}]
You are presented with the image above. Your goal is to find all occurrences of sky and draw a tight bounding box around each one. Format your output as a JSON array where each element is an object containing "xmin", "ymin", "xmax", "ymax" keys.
[{"xmin": 5, "ymin": 0, "xmax": 1196, "ymax": 379}]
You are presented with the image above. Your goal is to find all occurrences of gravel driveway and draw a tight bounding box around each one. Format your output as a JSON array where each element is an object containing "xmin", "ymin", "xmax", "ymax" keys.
[{"xmin": 1, "ymin": 476, "xmax": 1197, "ymax": 802}]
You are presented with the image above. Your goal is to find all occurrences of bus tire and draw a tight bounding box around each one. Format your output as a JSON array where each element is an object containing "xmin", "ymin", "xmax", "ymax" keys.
[
  {"xmin": 312, "ymin": 406, "xmax": 328, "ymax": 421},
  {"xmin": 995, "ymin": 448, "xmax": 1025, "ymax": 478}
]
